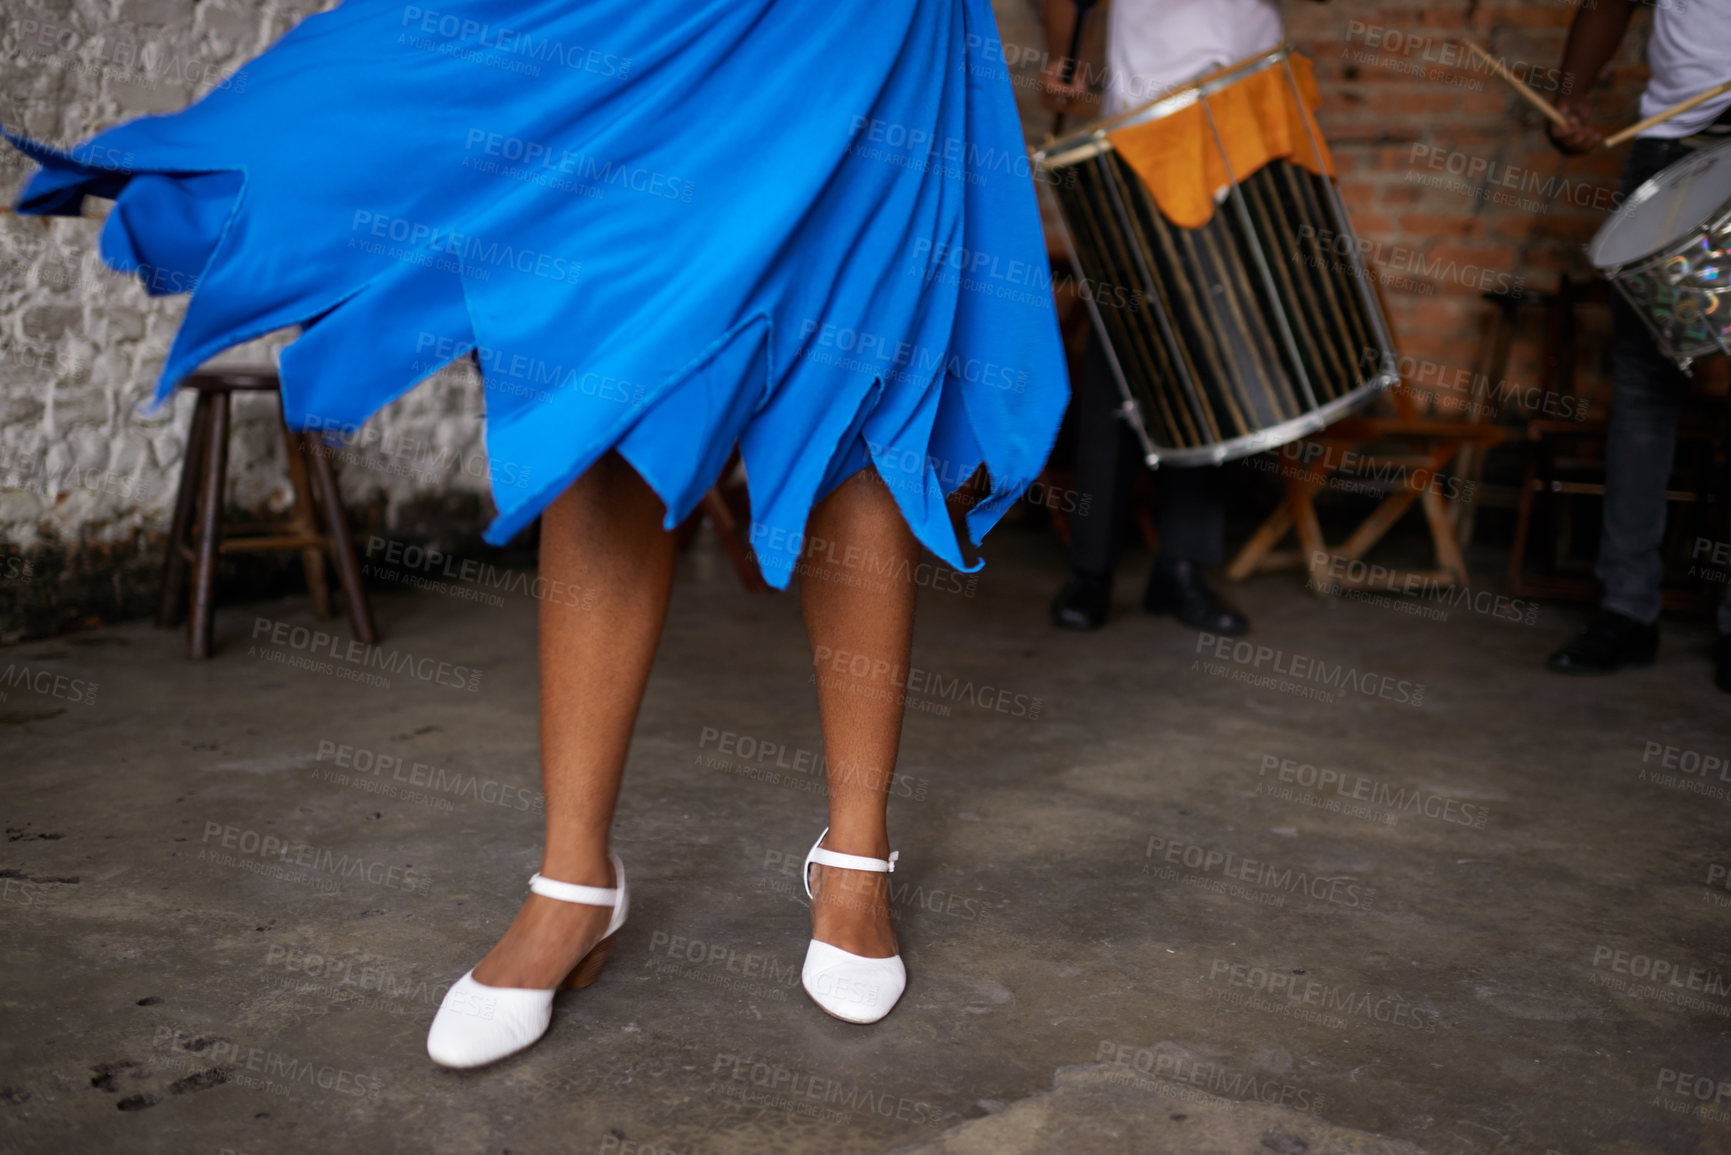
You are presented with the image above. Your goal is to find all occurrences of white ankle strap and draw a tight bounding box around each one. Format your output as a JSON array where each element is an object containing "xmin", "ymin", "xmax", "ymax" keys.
[
  {"xmin": 803, "ymin": 827, "xmax": 897, "ymax": 901},
  {"xmin": 529, "ymin": 855, "xmax": 622, "ymax": 908},
  {"xmin": 809, "ymin": 846, "xmax": 899, "ymax": 874}
]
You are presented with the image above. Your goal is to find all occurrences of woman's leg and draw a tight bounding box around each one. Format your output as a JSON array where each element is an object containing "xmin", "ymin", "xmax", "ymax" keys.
[
  {"xmin": 472, "ymin": 451, "xmax": 678, "ymax": 987},
  {"xmin": 799, "ymin": 468, "xmax": 918, "ymax": 958}
]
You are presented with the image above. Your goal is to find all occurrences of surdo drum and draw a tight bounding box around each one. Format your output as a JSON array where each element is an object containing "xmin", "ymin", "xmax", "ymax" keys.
[{"xmin": 1034, "ymin": 46, "xmax": 1398, "ymax": 467}]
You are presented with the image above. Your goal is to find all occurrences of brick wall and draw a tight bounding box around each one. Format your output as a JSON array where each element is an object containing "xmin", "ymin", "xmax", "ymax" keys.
[{"xmin": 1291, "ymin": 0, "xmax": 1647, "ymax": 395}]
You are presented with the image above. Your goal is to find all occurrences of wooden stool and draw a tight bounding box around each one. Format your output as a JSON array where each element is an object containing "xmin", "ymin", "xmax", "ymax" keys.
[
  {"xmin": 1225, "ymin": 395, "xmax": 1507, "ymax": 596},
  {"xmin": 674, "ymin": 448, "xmax": 771, "ymax": 594},
  {"xmin": 154, "ymin": 370, "xmax": 378, "ymax": 658}
]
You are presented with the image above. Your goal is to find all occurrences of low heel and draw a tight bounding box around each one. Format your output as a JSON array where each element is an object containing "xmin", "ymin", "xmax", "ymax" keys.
[{"xmin": 564, "ymin": 930, "xmax": 619, "ymax": 989}]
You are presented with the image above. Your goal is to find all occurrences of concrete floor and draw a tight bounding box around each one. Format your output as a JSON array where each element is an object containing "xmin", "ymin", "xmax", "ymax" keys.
[{"xmin": 2, "ymin": 525, "xmax": 1729, "ymax": 1155}]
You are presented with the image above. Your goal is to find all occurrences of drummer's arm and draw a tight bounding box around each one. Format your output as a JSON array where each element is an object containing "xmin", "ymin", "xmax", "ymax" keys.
[
  {"xmin": 1550, "ymin": 0, "xmax": 1636, "ymax": 153},
  {"xmin": 1040, "ymin": 0, "xmax": 1090, "ymax": 112}
]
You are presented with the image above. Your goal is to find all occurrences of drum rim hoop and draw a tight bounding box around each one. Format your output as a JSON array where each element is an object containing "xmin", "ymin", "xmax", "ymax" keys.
[
  {"xmin": 1589, "ymin": 135, "xmax": 1731, "ymax": 273},
  {"xmin": 1134, "ymin": 372, "xmax": 1398, "ymax": 468},
  {"xmin": 1034, "ymin": 44, "xmax": 1295, "ymax": 168}
]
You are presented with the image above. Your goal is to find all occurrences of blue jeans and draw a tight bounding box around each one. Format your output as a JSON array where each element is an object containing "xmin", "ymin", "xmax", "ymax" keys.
[{"xmin": 1597, "ymin": 137, "xmax": 1731, "ymax": 633}]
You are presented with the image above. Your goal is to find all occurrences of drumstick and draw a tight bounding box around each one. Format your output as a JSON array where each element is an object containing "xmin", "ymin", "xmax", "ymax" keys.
[
  {"xmin": 1602, "ymin": 78, "xmax": 1731, "ymax": 148},
  {"xmin": 1460, "ymin": 40, "xmax": 1570, "ymax": 128}
]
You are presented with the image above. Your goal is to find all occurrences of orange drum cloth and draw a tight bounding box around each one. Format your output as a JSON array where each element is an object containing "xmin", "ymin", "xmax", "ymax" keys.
[{"xmin": 1105, "ymin": 52, "xmax": 1334, "ymax": 231}]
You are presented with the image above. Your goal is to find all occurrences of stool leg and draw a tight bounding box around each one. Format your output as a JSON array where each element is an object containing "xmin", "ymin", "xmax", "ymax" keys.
[
  {"xmin": 306, "ymin": 436, "xmax": 379, "ymax": 645},
  {"xmin": 282, "ymin": 427, "xmax": 333, "ymax": 619},
  {"xmin": 156, "ymin": 393, "xmax": 212, "ymax": 628},
  {"xmin": 188, "ymin": 391, "xmax": 229, "ymax": 659},
  {"xmin": 1420, "ymin": 486, "xmax": 1470, "ymax": 588},
  {"xmin": 1286, "ymin": 477, "xmax": 1331, "ymax": 598}
]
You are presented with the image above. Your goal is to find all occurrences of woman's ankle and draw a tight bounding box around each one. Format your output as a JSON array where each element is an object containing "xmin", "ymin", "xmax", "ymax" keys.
[
  {"xmin": 537, "ymin": 849, "xmax": 614, "ymax": 887},
  {"xmin": 810, "ymin": 869, "xmax": 898, "ymax": 956},
  {"xmin": 818, "ymin": 824, "xmax": 890, "ymax": 859}
]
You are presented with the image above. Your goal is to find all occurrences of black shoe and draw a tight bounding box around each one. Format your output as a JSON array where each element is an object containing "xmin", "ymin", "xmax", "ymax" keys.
[
  {"xmin": 1051, "ymin": 572, "xmax": 1111, "ymax": 631},
  {"xmin": 1717, "ymin": 633, "xmax": 1731, "ymax": 694},
  {"xmin": 1143, "ymin": 559, "xmax": 1248, "ymax": 635},
  {"xmin": 1545, "ymin": 609, "xmax": 1659, "ymax": 675}
]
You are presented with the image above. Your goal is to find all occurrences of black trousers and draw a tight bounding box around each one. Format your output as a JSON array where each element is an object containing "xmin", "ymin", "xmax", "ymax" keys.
[{"xmin": 1066, "ymin": 336, "xmax": 1225, "ymax": 577}]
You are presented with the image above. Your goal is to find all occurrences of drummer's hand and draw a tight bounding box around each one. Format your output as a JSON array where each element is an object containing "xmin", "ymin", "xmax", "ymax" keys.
[
  {"xmin": 1041, "ymin": 58, "xmax": 1089, "ymax": 113},
  {"xmin": 1547, "ymin": 95, "xmax": 1602, "ymax": 154}
]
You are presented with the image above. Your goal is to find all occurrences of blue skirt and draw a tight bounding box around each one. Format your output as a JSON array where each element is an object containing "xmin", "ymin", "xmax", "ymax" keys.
[{"xmin": 5, "ymin": 0, "xmax": 1068, "ymax": 588}]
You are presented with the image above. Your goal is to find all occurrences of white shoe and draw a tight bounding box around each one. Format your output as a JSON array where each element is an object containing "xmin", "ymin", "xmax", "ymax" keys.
[
  {"xmin": 801, "ymin": 827, "xmax": 906, "ymax": 1024},
  {"xmin": 426, "ymin": 855, "xmax": 628, "ymax": 1069}
]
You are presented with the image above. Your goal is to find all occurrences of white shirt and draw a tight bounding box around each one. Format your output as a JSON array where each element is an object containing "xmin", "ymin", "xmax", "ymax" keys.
[
  {"xmin": 1104, "ymin": 0, "xmax": 1285, "ymax": 117},
  {"xmin": 1641, "ymin": 3, "xmax": 1731, "ymax": 138}
]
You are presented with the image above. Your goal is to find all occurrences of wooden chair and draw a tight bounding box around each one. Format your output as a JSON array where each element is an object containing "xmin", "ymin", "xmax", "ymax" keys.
[
  {"xmin": 1504, "ymin": 416, "xmax": 1723, "ymax": 611},
  {"xmin": 1476, "ymin": 276, "xmax": 1729, "ymax": 609},
  {"xmin": 1448, "ymin": 278, "xmax": 1614, "ymax": 550},
  {"xmin": 155, "ymin": 370, "xmax": 377, "ymax": 658}
]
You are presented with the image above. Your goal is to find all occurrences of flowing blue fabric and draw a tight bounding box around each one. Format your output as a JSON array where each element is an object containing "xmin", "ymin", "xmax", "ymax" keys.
[{"xmin": 5, "ymin": 0, "xmax": 1068, "ymax": 587}]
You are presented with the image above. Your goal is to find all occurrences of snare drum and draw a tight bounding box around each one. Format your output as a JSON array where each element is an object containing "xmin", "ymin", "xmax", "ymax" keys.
[
  {"xmin": 1590, "ymin": 136, "xmax": 1731, "ymax": 370},
  {"xmin": 1034, "ymin": 46, "xmax": 1398, "ymax": 466}
]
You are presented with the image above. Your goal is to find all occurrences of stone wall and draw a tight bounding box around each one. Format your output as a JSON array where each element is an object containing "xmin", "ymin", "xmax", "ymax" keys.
[{"xmin": 0, "ymin": 0, "xmax": 495, "ymax": 640}]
